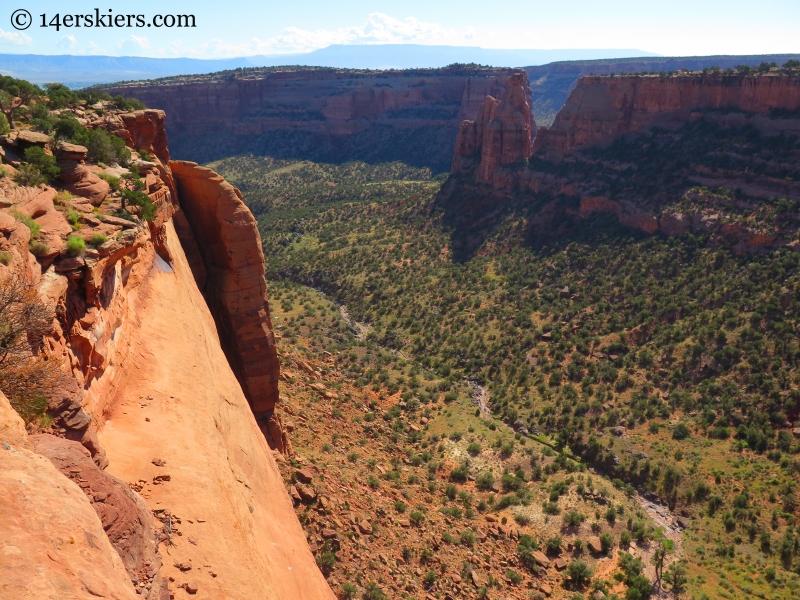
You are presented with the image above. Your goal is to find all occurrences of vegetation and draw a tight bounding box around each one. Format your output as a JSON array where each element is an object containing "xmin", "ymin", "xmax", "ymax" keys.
[{"xmin": 212, "ymin": 135, "xmax": 800, "ymax": 598}]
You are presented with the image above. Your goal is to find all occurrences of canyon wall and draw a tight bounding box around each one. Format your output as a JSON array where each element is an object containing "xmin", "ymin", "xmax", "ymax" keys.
[
  {"xmin": 533, "ymin": 72, "xmax": 800, "ymax": 160},
  {"xmin": 0, "ymin": 111, "xmax": 333, "ymax": 597},
  {"xmin": 444, "ymin": 70, "xmax": 800, "ymax": 254},
  {"xmin": 102, "ymin": 66, "xmax": 529, "ymax": 169}
]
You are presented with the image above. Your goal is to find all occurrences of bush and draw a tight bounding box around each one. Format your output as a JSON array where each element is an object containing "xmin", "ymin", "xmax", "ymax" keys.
[
  {"xmin": 66, "ymin": 236, "xmax": 85, "ymax": 257},
  {"xmin": 476, "ymin": 471, "xmax": 494, "ymax": 491},
  {"xmin": 599, "ymin": 532, "xmax": 615, "ymax": 552},
  {"xmin": 467, "ymin": 442, "xmax": 482, "ymax": 456},
  {"xmin": 14, "ymin": 163, "xmax": 47, "ymax": 186},
  {"xmin": 316, "ymin": 551, "xmax": 336, "ymax": 572},
  {"xmin": 11, "ymin": 209, "xmax": 41, "ymax": 238},
  {"xmin": 362, "ymin": 582, "xmax": 387, "ymax": 600},
  {"xmin": 450, "ymin": 464, "xmax": 469, "ymax": 482},
  {"xmin": 0, "ymin": 251, "xmax": 12, "ymax": 265},
  {"xmin": 22, "ymin": 147, "xmax": 60, "ymax": 182},
  {"xmin": 567, "ymin": 560, "xmax": 592, "ymax": 587},
  {"xmin": 0, "ymin": 275, "xmax": 56, "ymax": 422},
  {"xmin": 28, "ymin": 241, "xmax": 50, "ymax": 257},
  {"xmin": 563, "ymin": 510, "xmax": 586, "ymax": 527},
  {"xmin": 410, "ymin": 510, "xmax": 425, "ymax": 524},
  {"xmin": 672, "ymin": 423, "xmax": 690, "ymax": 440},
  {"xmin": 546, "ymin": 535, "xmax": 562, "ymax": 554},
  {"xmin": 340, "ymin": 582, "xmax": 358, "ymax": 599},
  {"xmin": 89, "ymin": 233, "xmax": 107, "ymax": 246}
]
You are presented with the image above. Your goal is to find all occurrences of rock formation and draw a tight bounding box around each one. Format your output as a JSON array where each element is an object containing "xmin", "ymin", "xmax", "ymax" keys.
[
  {"xmin": 0, "ymin": 107, "xmax": 334, "ymax": 597},
  {"xmin": 100, "ymin": 66, "xmax": 527, "ymax": 168},
  {"xmin": 453, "ymin": 71, "xmax": 536, "ymax": 186},
  {"xmin": 533, "ymin": 71, "xmax": 800, "ymax": 161},
  {"xmin": 55, "ymin": 142, "xmax": 110, "ymax": 206},
  {"xmin": 170, "ymin": 161, "xmax": 281, "ymax": 422},
  {"xmin": 30, "ymin": 434, "xmax": 165, "ymax": 597},
  {"xmin": 1, "ymin": 391, "xmax": 140, "ymax": 599}
]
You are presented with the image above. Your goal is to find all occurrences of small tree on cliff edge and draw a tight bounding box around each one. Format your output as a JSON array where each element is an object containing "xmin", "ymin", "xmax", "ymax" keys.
[{"xmin": 0, "ymin": 274, "xmax": 56, "ymax": 422}]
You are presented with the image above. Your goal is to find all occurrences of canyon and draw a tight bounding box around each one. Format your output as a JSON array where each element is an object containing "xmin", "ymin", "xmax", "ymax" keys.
[
  {"xmin": 0, "ymin": 109, "xmax": 333, "ymax": 598},
  {"xmin": 445, "ymin": 68, "xmax": 800, "ymax": 255}
]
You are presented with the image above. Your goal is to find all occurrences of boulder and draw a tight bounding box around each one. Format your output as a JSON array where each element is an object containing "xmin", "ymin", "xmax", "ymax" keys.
[
  {"xmin": 55, "ymin": 142, "xmax": 110, "ymax": 206},
  {"xmin": 30, "ymin": 434, "xmax": 163, "ymax": 585}
]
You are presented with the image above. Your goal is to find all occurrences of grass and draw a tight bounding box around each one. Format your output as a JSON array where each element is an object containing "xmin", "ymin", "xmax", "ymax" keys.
[{"xmin": 66, "ymin": 235, "xmax": 86, "ymax": 256}]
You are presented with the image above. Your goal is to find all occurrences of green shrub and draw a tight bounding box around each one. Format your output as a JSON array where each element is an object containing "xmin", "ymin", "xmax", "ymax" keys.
[
  {"xmin": 89, "ymin": 233, "xmax": 107, "ymax": 246},
  {"xmin": 0, "ymin": 251, "xmax": 12, "ymax": 265},
  {"xmin": 467, "ymin": 442, "xmax": 482, "ymax": 456},
  {"xmin": 11, "ymin": 209, "xmax": 41, "ymax": 238},
  {"xmin": 22, "ymin": 147, "xmax": 60, "ymax": 182},
  {"xmin": 566, "ymin": 560, "xmax": 592, "ymax": 587},
  {"xmin": 13, "ymin": 163, "xmax": 47, "ymax": 186},
  {"xmin": 340, "ymin": 582, "xmax": 358, "ymax": 599},
  {"xmin": 316, "ymin": 551, "xmax": 336, "ymax": 572},
  {"xmin": 28, "ymin": 241, "xmax": 50, "ymax": 257},
  {"xmin": 672, "ymin": 423, "xmax": 690, "ymax": 440},
  {"xmin": 476, "ymin": 471, "xmax": 495, "ymax": 491},
  {"xmin": 66, "ymin": 235, "xmax": 85, "ymax": 256}
]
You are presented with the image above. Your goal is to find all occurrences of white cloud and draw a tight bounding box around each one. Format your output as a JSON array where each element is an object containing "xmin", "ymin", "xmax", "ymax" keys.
[
  {"xmin": 171, "ymin": 13, "xmax": 474, "ymax": 57},
  {"xmin": 56, "ymin": 35, "xmax": 77, "ymax": 50},
  {"xmin": 77, "ymin": 41, "xmax": 110, "ymax": 56},
  {"xmin": 0, "ymin": 28, "xmax": 32, "ymax": 46},
  {"xmin": 117, "ymin": 35, "xmax": 151, "ymax": 53}
]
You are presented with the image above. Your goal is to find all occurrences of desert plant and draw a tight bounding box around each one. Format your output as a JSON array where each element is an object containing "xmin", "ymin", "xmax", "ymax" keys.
[
  {"xmin": 0, "ymin": 274, "xmax": 56, "ymax": 422},
  {"xmin": 66, "ymin": 236, "xmax": 85, "ymax": 257}
]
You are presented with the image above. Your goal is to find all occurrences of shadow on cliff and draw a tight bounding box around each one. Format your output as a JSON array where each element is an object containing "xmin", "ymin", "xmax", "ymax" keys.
[
  {"xmin": 433, "ymin": 175, "xmax": 650, "ymax": 262},
  {"xmin": 169, "ymin": 126, "xmax": 457, "ymax": 174}
]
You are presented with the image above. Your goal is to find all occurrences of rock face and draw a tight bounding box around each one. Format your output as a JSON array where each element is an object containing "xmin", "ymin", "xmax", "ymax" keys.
[
  {"xmin": 30, "ymin": 434, "xmax": 163, "ymax": 592},
  {"xmin": 101, "ymin": 66, "xmax": 526, "ymax": 169},
  {"xmin": 533, "ymin": 72, "xmax": 800, "ymax": 160},
  {"xmin": 170, "ymin": 161, "xmax": 280, "ymax": 420},
  {"xmin": 0, "ymin": 392, "xmax": 139, "ymax": 600},
  {"xmin": 55, "ymin": 142, "xmax": 110, "ymax": 206},
  {"xmin": 453, "ymin": 71, "xmax": 536, "ymax": 186},
  {"xmin": 1, "ymin": 106, "xmax": 333, "ymax": 597}
]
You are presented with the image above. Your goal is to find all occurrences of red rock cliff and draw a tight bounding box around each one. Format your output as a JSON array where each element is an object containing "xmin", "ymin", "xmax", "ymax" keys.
[
  {"xmin": 0, "ymin": 110, "xmax": 333, "ymax": 597},
  {"xmin": 169, "ymin": 161, "xmax": 280, "ymax": 421},
  {"xmin": 533, "ymin": 72, "xmax": 800, "ymax": 160},
  {"xmin": 453, "ymin": 71, "xmax": 536, "ymax": 186},
  {"xmin": 101, "ymin": 67, "xmax": 527, "ymax": 167}
]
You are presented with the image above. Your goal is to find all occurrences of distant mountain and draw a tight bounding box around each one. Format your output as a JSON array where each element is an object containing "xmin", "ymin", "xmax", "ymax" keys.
[{"xmin": 0, "ymin": 45, "xmax": 658, "ymax": 87}]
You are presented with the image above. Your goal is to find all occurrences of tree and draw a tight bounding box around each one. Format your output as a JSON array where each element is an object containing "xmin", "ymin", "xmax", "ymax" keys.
[
  {"xmin": 663, "ymin": 560, "xmax": 688, "ymax": 598},
  {"xmin": 566, "ymin": 560, "xmax": 592, "ymax": 587},
  {"xmin": 651, "ymin": 539, "xmax": 674, "ymax": 585},
  {"xmin": 0, "ymin": 274, "xmax": 56, "ymax": 422},
  {"xmin": 0, "ymin": 76, "xmax": 42, "ymax": 129}
]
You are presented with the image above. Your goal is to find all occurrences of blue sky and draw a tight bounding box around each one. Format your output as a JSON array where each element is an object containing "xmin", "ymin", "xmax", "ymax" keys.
[{"xmin": 1, "ymin": 0, "xmax": 798, "ymax": 58}]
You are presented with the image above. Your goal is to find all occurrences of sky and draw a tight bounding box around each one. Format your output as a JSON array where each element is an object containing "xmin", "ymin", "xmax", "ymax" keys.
[{"xmin": 1, "ymin": 0, "xmax": 798, "ymax": 58}]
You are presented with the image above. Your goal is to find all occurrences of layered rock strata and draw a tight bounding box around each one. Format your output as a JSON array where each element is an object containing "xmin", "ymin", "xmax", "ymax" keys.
[{"xmin": 533, "ymin": 72, "xmax": 800, "ymax": 160}]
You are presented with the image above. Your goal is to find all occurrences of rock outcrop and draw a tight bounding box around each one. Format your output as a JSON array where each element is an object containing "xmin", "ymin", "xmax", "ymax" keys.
[
  {"xmin": 170, "ymin": 161, "xmax": 280, "ymax": 422},
  {"xmin": 1, "ymin": 107, "xmax": 334, "ymax": 597},
  {"xmin": 1, "ymin": 391, "xmax": 140, "ymax": 599},
  {"xmin": 55, "ymin": 142, "xmax": 110, "ymax": 206},
  {"xmin": 533, "ymin": 71, "xmax": 800, "ymax": 161},
  {"xmin": 453, "ymin": 71, "xmax": 536, "ymax": 186},
  {"xmin": 30, "ymin": 434, "xmax": 164, "ymax": 595}
]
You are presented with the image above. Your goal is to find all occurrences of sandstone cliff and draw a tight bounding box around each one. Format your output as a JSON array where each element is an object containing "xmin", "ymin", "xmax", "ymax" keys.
[
  {"xmin": 453, "ymin": 71, "xmax": 536, "ymax": 186},
  {"xmin": 442, "ymin": 69, "xmax": 800, "ymax": 254},
  {"xmin": 0, "ymin": 109, "xmax": 333, "ymax": 598},
  {"xmin": 170, "ymin": 160, "xmax": 283, "ymax": 443},
  {"xmin": 101, "ymin": 66, "xmax": 527, "ymax": 169},
  {"xmin": 533, "ymin": 71, "xmax": 800, "ymax": 160}
]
